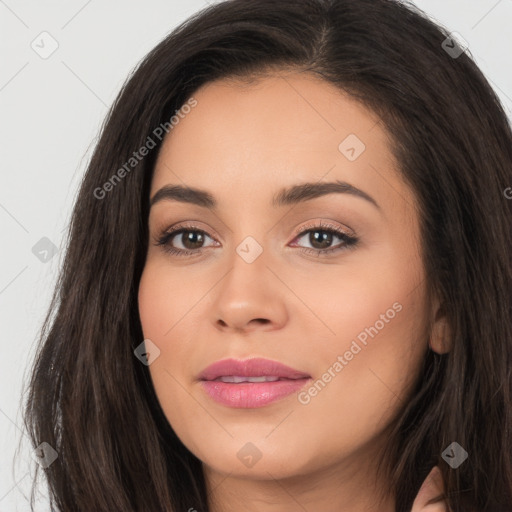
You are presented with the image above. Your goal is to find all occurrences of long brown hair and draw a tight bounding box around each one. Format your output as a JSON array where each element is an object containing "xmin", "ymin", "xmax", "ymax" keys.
[{"xmin": 20, "ymin": 0, "xmax": 512, "ymax": 510}]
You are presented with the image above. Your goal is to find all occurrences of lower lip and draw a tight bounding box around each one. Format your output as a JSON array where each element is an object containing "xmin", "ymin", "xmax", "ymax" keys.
[{"xmin": 200, "ymin": 378, "xmax": 311, "ymax": 408}]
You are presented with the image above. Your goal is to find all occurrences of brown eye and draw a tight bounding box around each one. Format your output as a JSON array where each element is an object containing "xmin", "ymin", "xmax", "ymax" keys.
[
  {"xmin": 172, "ymin": 230, "xmax": 207, "ymax": 250},
  {"xmin": 301, "ymin": 229, "xmax": 336, "ymax": 250},
  {"xmin": 155, "ymin": 225, "xmax": 217, "ymax": 257},
  {"xmin": 290, "ymin": 223, "xmax": 359, "ymax": 256}
]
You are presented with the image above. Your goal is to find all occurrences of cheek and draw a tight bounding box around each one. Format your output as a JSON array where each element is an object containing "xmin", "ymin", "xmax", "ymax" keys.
[
  {"xmin": 137, "ymin": 263, "xmax": 193, "ymax": 386},
  {"xmin": 138, "ymin": 259, "xmax": 203, "ymax": 339},
  {"xmin": 293, "ymin": 244, "xmax": 427, "ymax": 413},
  {"xmin": 137, "ymin": 261, "xmax": 205, "ymax": 411},
  {"xmin": 137, "ymin": 265, "xmax": 193, "ymax": 438},
  {"xmin": 138, "ymin": 265, "xmax": 171, "ymax": 338},
  {"xmin": 299, "ymin": 272, "xmax": 427, "ymax": 430},
  {"xmin": 287, "ymin": 287, "xmax": 427, "ymax": 472}
]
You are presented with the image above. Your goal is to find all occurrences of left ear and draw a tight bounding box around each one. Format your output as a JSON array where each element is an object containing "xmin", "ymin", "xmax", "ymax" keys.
[{"xmin": 429, "ymin": 298, "xmax": 452, "ymax": 354}]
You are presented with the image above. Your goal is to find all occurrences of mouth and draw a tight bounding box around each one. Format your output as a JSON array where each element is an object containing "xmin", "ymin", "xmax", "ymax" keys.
[
  {"xmin": 210, "ymin": 375, "xmax": 300, "ymax": 383},
  {"xmin": 198, "ymin": 358, "xmax": 311, "ymax": 408},
  {"xmin": 198, "ymin": 357, "xmax": 311, "ymax": 381}
]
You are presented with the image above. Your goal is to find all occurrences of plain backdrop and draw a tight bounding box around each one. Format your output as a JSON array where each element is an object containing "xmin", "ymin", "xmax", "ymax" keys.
[{"xmin": 1, "ymin": 1, "xmax": 511, "ymax": 510}]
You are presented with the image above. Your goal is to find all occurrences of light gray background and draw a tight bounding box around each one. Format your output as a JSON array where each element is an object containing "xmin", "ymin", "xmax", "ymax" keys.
[{"xmin": 1, "ymin": 1, "xmax": 511, "ymax": 509}]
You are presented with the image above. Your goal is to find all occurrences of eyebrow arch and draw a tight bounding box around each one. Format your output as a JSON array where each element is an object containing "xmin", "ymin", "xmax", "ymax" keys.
[
  {"xmin": 272, "ymin": 180, "xmax": 380, "ymax": 211},
  {"xmin": 149, "ymin": 180, "xmax": 380, "ymax": 211}
]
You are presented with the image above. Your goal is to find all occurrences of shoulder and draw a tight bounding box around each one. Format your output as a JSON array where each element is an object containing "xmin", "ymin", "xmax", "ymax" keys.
[{"xmin": 411, "ymin": 465, "xmax": 449, "ymax": 512}]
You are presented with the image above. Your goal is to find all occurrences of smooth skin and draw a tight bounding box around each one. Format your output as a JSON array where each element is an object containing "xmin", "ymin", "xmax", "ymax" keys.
[{"xmin": 138, "ymin": 71, "xmax": 450, "ymax": 512}]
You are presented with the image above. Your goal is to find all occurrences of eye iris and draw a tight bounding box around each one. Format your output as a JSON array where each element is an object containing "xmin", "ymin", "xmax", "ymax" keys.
[
  {"xmin": 182, "ymin": 230, "xmax": 204, "ymax": 250},
  {"xmin": 310, "ymin": 230, "xmax": 332, "ymax": 249}
]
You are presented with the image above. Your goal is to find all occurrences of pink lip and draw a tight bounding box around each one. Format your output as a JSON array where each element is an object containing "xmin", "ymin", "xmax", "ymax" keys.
[
  {"xmin": 199, "ymin": 357, "xmax": 310, "ymax": 381},
  {"xmin": 198, "ymin": 357, "xmax": 311, "ymax": 408}
]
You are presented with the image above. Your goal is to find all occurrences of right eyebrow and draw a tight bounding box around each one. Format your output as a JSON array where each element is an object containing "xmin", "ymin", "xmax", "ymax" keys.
[{"xmin": 150, "ymin": 184, "xmax": 215, "ymax": 209}]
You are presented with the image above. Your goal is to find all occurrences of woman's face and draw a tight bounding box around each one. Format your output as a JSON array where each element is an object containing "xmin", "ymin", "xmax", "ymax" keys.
[{"xmin": 138, "ymin": 72, "xmax": 435, "ymax": 485}]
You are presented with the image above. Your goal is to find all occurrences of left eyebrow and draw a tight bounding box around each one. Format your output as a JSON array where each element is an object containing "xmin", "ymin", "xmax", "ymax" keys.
[
  {"xmin": 272, "ymin": 180, "xmax": 381, "ymax": 211},
  {"xmin": 149, "ymin": 180, "xmax": 381, "ymax": 212}
]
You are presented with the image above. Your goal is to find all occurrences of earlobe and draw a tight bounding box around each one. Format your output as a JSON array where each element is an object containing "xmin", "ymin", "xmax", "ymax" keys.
[{"xmin": 429, "ymin": 301, "xmax": 452, "ymax": 354}]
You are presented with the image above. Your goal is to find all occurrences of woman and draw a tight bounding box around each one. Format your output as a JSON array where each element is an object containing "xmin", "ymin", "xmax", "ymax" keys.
[{"xmin": 20, "ymin": 0, "xmax": 512, "ymax": 510}]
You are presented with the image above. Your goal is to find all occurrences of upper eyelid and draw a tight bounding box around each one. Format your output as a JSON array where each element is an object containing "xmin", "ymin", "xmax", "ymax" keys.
[
  {"xmin": 159, "ymin": 221, "xmax": 354, "ymax": 246},
  {"xmin": 295, "ymin": 220, "xmax": 355, "ymax": 236},
  {"xmin": 158, "ymin": 217, "xmax": 354, "ymax": 235}
]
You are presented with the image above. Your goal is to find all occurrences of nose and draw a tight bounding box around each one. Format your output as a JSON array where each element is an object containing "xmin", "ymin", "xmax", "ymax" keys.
[{"xmin": 211, "ymin": 246, "xmax": 288, "ymax": 334}]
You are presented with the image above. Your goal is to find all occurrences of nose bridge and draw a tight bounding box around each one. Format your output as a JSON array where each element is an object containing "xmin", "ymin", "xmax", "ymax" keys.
[
  {"xmin": 222, "ymin": 205, "xmax": 274, "ymax": 269},
  {"xmin": 223, "ymin": 231, "xmax": 269, "ymax": 292},
  {"xmin": 223, "ymin": 204, "xmax": 294, "ymax": 294},
  {"xmin": 209, "ymin": 226, "xmax": 286, "ymax": 330},
  {"xmin": 234, "ymin": 231, "xmax": 267, "ymax": 266}
]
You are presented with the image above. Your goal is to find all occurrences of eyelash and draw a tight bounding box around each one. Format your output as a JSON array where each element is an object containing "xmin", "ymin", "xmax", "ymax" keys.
[{"xmin": 154, "ymin": 221, "xmax": 359, "ymax": 258}]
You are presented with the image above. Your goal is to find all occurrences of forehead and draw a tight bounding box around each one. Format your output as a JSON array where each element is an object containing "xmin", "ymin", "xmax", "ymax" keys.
[{"xmin": 150, "ymin": 71, "xmax": 415, "ymax": 215}]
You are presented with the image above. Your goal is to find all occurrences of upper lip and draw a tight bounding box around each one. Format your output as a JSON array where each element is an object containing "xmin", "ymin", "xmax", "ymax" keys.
[{"xmin": 198, "ymin": 357, "xmax": 311, "ymax": 381}]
